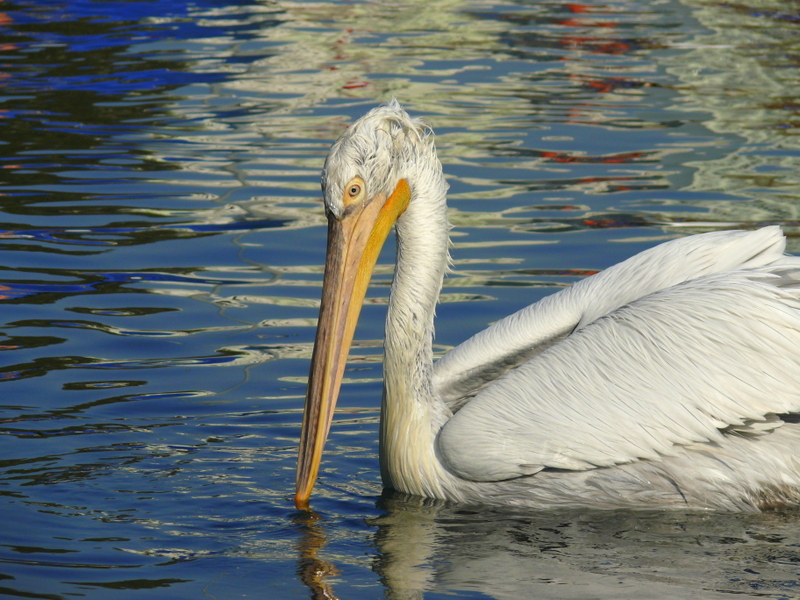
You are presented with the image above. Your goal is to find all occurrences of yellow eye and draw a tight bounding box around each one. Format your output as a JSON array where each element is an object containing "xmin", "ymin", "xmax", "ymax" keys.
[{"xmin": 343, "ymin": 177, "xmax": 365, "ymax": 206}]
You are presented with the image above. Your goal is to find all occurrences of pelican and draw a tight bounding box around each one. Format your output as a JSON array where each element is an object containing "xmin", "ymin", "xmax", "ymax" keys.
[{"xmin": 296, "ymin": 100, "xmax": 800, "ymax": 511}]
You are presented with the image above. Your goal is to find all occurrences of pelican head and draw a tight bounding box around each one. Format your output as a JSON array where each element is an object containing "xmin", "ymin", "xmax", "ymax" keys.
[{"xmin": 295, "ymin": 101, "xmax": 443, "ymax": 508}]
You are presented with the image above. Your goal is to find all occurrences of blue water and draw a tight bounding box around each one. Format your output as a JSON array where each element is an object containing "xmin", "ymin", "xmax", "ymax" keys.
[{"xmin": 1, "ymin": 0, "xmax": 800, "ymax": 598}]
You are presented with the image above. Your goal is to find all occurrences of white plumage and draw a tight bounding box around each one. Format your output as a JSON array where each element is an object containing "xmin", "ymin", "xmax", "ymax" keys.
[{"xmin": 295, "ymin": 101, "xmax": 800, "ymax": 511}]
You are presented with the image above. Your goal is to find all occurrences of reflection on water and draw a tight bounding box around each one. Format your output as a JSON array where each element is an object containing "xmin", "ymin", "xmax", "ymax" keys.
[
  {"xmin": 663, "ymin": 0, "xmax": 800, "ymax": 227},
  {"xmin": 296, "ymin": 511, "xmax": 343, "ymax": 600},
  {"xmin": 293, "ymin": 493, "xmax": 800, "ymax": 600},
  {"xmin": 368, "ymin": 496, "xmax": 800, "ymax": 599},
  {"xmin": 0, "ymin": 0, "xmax": 799, "ymax": 597}
]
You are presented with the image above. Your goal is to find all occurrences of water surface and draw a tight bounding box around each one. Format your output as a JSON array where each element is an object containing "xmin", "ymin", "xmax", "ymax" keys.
[{"xmin": 1, "ymin": 0, "xmax": 800, "ymax": 598}]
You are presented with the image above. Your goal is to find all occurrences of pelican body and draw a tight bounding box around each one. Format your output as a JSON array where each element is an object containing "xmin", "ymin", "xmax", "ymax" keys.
[{"xmin": 296, "ymin": 101, "xmax": 800, "ymax": 511}]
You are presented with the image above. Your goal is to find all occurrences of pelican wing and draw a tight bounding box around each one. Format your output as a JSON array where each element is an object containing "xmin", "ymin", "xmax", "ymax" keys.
[
  {"xmin": 433, "ymin": 227, "xmax": 787, "ymax": 409},
  {"xmin": 437, "ymin": 257, "xmax": 800, "ymax": 483}
]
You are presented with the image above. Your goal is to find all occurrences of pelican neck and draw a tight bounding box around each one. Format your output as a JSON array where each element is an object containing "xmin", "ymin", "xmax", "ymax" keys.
[{"xmin": 378, "ymin": 179, "xmax": 454, "ymax": 497}]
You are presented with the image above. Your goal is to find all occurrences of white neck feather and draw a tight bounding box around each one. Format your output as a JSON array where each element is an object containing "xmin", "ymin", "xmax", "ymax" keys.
[{"xmin": 378, "ymin": 162, "xmax": 454, "ymax": 498}]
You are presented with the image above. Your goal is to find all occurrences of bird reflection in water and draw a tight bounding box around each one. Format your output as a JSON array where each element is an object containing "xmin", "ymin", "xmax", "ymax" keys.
[
  {"xmin": 295, "ymin": 510, "xmax": 341, "ymax": 600},
  {"xmin": 294, "ymin": 495, "xmax": 444, "ymax": 600},
  {"xmin": 295, "ymin": 493, "xmax": 792, "ymax": 599}
]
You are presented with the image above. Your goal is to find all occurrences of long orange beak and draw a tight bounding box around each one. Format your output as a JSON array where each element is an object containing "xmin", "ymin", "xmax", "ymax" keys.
[{"xmin": 295, "ymin": 179, "xmax": 411, "ymax": 510}]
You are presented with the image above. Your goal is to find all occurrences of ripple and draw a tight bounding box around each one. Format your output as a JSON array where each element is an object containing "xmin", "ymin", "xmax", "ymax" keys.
[{"xmin": 0, "ymin": 0, "xmax": 798, "ymax": 598}]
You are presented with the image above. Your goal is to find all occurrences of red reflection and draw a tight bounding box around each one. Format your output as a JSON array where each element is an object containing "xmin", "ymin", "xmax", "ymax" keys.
[
  {"xmin": 343, "ymin": 78, "xmax": 369, "ymax": 90},
  {"xmin": 540, "ymin": 150, "xmax": 648, "ymax": 164}
]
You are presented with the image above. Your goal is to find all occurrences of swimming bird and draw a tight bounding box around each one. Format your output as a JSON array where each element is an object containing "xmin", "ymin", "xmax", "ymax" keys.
[{"xmin": 295, "ymin": 100, "xmax": 800, "ymax": 511}]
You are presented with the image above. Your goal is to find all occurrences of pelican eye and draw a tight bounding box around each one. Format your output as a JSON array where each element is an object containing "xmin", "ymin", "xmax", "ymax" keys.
[{"xmin": 343, "ymin": 177, "xmax": 366, "ymax": 206}]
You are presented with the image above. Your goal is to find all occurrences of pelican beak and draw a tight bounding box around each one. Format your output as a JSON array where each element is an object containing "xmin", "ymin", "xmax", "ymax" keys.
[{"xmin": 295, "ymin": 179, "xmax": 411, "ymax": 510}]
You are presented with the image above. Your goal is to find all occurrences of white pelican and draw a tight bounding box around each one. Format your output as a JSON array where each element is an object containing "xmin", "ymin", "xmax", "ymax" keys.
[{"xmin": 296, "ymin": 100, "xmax": 800, "ymax": 511}]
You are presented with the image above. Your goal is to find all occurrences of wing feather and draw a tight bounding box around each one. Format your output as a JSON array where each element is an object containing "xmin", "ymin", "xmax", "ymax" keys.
[
  {"xmin": 437, "ymin": 266, "xmax": 800, "ymax": 482},
  {"xmin": 433, "ymin": 227, "xmax": 786, "ymax": 409}
]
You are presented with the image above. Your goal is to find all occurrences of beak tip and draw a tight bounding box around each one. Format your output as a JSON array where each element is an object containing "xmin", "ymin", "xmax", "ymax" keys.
[{"xmin": 295, "ymin": 491, "xmax": 311, "ymax": 511}]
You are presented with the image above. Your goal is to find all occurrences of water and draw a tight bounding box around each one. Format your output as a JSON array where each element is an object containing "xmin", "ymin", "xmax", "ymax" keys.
[{"xmin": 1, "ymin": 0, "xmax": 799, "ymax": 598}]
